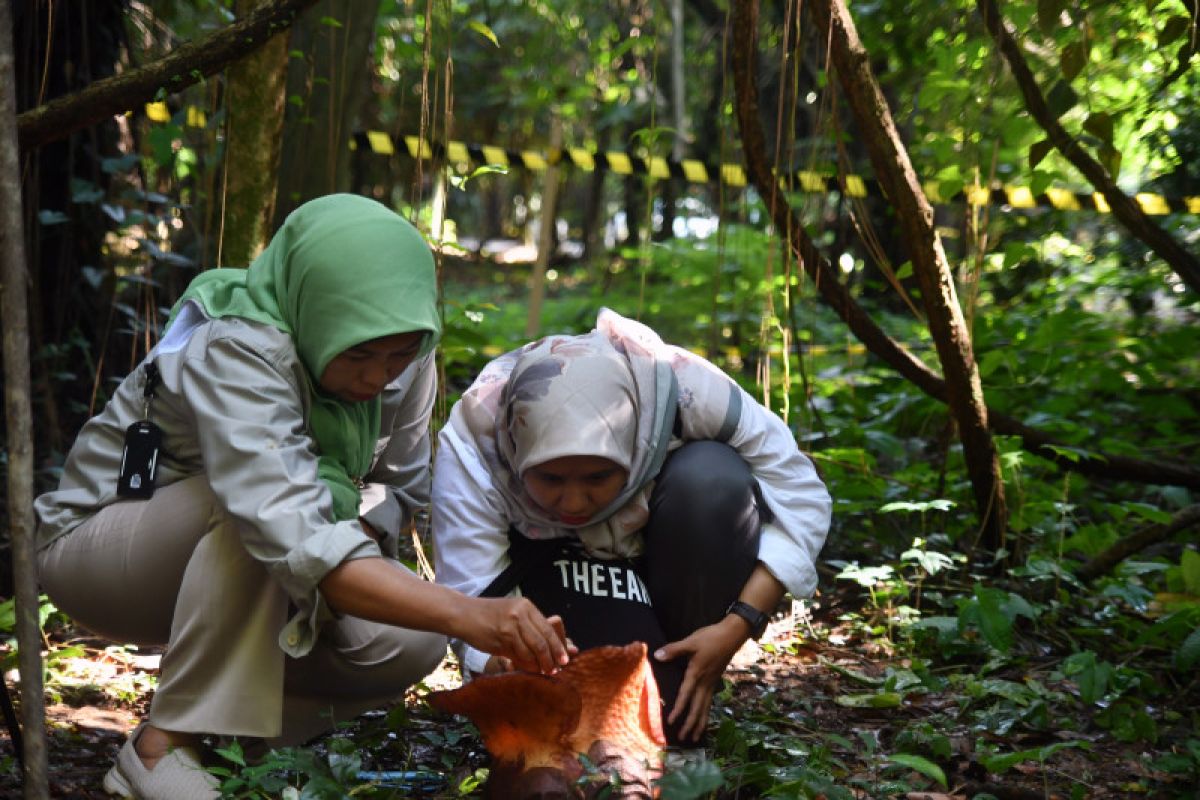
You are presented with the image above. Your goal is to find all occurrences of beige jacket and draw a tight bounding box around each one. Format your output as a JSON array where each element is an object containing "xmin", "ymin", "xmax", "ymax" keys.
[{"xmin": 35, "ymin": 309, "xmax": 436, "ymax": 656}]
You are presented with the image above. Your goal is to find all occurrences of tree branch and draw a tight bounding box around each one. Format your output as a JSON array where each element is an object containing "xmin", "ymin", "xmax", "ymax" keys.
[
  {"xmin": 17, "ymin": 0, "xmax": 321, "ymax": 151},
  {"xmin": 975, "ymin": 0, "xmax": 1200, "ymax": 297},
  {"xmin": 1076, "ymin": 504, "xmax": 1200, "ymax": 584}
]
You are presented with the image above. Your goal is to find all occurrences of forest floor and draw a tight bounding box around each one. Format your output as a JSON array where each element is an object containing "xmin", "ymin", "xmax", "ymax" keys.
[{"xmin": 1, "ymin": 578, "xmax": 1195, "ymax": 800}]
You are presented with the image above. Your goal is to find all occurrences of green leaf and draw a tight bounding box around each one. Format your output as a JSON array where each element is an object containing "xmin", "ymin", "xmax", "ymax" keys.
[
  {"xmin": 888, "ymin": 753, "xmax": 947, "ymax": 788},
  {"xmin": 468, "ymin": 20, "xmax": 500, "ymax": 48},
  {"xmin": 1029, "ymin": 169, "xmax": 1055, "ymax": 197},
  {"xmin": 974, "ymin": 585, "xmax": 1014, "ymax": 653},
  {"xmin": 1060, "ymin": 41, "xmax": 1087, "ymax": 80},
  {"xmin": 1124, "ymin": 502, "xmax": 1172, "ymax": 525},
  {"xmin": 38, "ymin": 209, "xmax": 70, "ymax": 226},
  {"xmin": 938, "ymin": 177, "xmax": 965, "ymax": 201},
  {"xmin": 1037, "ymin": 0, "xmax": 1065, "ymax": 34},
  {"xmin": 214, "ymin": 740, "xmax": 247, "ymax": 767},
  {"xmin": 319, "ymin": 15, "xmax": 343, "ymax": 28},
  {"xmin": 69, "ymin": 178, "xmax": 105, "ymax": 205},
  {"xmin": 1043, "ymin": 444, "xmax": 1102, "ymax": 463},
  {"xmin": 0, "ymin": 598, "xmax": 13, "ymax": 632},
  {"xmin": 835, "ymin": 692, "xmax": 903, "ymax": 708},
  {"xmin": 1083, "ymin": 112, "xmax": 1114, "ymax": 146},
  {"xmin": 101, "ymin": 153, "xmax": 141, "ymax": 174},
  {"xmin": 146, "ymin": 124, "xmax": 183, "ymax": 167},
  {"xmin": 981, "ymin": 741, "xmax": 1086, "ymax": 773},
  {"xmin": 1045, "ymin": 80, "xmax": 1079, "ymax": 118},
  {"xmin": 880, "ymin": 499, "xmax": 954, "ymax": 513},
  {"xmin": 1029, "ymin": 139, "xmax": 1054, "ymax": 170},
  {"xmin": 1180, "ymin": 549, "xmax": 1200, "ymax": 596},
  {"xmin": 1063, "ymin": 650, "xmax": 1113, "ymax": 704},
  {"xmin": 655, "ymin": 760, "xmax": 723, "ymax": 798},
  {"xmin": 1175, "ymin": 626, "xmax": 1200, "ymax": 671},
  {"xmin": 1158, "ymin": 15, "xmax": 1194, "ymax": 48},
  {"xmin": 836, "ymin": 563, "xmax": 895, "ymax": 587},
  {"xmin": 1098, "ymin": 142, "xmax": 1122, "ymax": 178}
]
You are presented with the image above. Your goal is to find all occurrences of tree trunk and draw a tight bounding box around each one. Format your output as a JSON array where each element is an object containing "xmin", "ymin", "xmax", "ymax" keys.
[
  {"xmin": 805, "ymin": 0, "xmax": 1008, "ymax": 552},
  {"xmin": 0, "ymin": 0, "xmax": 49, "ymax": 793},
  {"xmin": 274, "ymin": 0, "xmax": 382, "ymax": 226},
  {"xmin": 16, "ymin": 0, "xmax": 320, "ymax": 152},
  {"xmin": 579, "ymin": 129, "xmax": 611, "ymax": 262},
  {"xmin": 975, "ymin": 0, "xmax": 1200, "ymax": 298},
  {"xmin": 526, "ymin": 119, "xmax": 564, "ymax": 338},
  {"xmin": 218, "ymin": 0, "xmax": 292, "ymax": 266}
]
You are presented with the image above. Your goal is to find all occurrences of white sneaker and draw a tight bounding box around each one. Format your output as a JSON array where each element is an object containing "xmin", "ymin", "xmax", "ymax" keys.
[{"xmin": 102, "ymin": 722, "xmax": 220, "ymax": 799}]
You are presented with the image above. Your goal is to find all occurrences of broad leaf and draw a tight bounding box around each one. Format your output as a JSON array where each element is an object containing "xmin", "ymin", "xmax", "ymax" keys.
[
  {"xmin": 655, "ymin": 761, "xmax": 724, "ymax": 799},
  {"xmin": 1175, "ymin": 626, "xmax": 1200, "ymax": 671},
  {"xmin": 1029, "ymin": 139, "xmax": 1054, "ymax": 170},
  {"xmin": 888, "ymin": 753, "xmax": 948, "ymax": 788},
  {"xmin": 1060, "ymin": 41, "xmax": 1087, "ymax": 80}
]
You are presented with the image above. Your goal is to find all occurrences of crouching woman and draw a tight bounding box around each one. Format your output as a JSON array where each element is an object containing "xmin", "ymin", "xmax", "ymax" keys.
[
  {"xmin": 431, "ymin": 308, "xmax": 831, "ymax": 746},
  {"xmin": 34, "ymin": 194, "xmax": 570, "ymax": 799}
]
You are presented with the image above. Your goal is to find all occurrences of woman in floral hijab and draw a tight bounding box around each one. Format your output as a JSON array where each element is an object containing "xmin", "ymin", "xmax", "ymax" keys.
[{"xmin": 433, "ymin": 308, "xmax": 832, "ymax": 746}]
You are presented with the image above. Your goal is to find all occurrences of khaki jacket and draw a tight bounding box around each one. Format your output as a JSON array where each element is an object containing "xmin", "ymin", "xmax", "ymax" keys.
[{"xmin": 35, "ymin": 310, "xmax": 436, "ymax": 656}]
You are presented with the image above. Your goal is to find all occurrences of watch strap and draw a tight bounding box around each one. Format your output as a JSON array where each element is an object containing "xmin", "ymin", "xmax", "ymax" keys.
[{"xmin": 726, "ymin": 600, "xmax": 769, "ymax": 640}]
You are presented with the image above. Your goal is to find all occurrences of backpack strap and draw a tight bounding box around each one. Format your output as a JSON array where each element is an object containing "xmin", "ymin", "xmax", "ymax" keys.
[{"xmin": 479, "ymin": 527, "xmax": 570, "ymax": 598}]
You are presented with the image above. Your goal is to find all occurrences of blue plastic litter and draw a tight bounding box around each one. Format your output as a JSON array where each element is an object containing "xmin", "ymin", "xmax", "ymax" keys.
[{"xmin": 356, "ymin": 770, "xmax": 446, "ymax": 793}]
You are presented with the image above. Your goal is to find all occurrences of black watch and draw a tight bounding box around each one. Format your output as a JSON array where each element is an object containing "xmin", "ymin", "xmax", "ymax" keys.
[{"xmin": 725, "ymin": 600, "xmax": 769, "ymax": 640}]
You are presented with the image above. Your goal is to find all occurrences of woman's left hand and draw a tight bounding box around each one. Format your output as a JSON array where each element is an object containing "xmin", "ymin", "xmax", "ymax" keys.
[{"xmin": 653, "ymin": 616, "xmax": 748, "ymax": 742}]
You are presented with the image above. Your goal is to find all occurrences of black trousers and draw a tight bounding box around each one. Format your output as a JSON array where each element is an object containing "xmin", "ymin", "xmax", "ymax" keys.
[{"xmin": 494, "ymin": 441, "xmax": 767, "ymax": 744}]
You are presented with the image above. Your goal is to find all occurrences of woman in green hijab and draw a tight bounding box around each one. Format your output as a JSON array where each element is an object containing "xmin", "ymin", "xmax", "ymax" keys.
[{"xmin": 34, "ymin": 195, "xmax": 571, "ymax": 800}]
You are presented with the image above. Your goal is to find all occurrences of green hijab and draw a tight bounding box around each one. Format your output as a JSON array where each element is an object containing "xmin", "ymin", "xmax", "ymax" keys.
[{"xmin": 166, "ymin": 193, "xmax": 441, "ymax": 521}]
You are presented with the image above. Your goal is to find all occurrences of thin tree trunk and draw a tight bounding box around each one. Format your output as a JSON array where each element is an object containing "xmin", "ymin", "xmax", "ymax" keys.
[
  {"xmin": 219, "ymin": 0, "xmax": 292, "ymax": 266},
  {"xmin": 0, "ymin": 0, "xmax": 48, "ymax": 794},
  {"xmin": 654, "ymin": 0, "xmax": 687, "ymax": 243},
  {"xmin": 526, "ymin": 119, "xmax": 564, "ymax": 338},
  {"xmin": 975, "ymin": 0, "xmax": 1200, "ymax": 297},
  {"xmin": 17, "ymin": 0, "xmax": 320, "ymax": 152},
  {"xmin": 580, "ymin": 127, "xmax": 612, "ymax": 263},
  {"xmin": 805, "ymin": 0, "xmax": 1008, "ymax": 551},
  {"xmin": 727, "ymin": 1, "xmax": 1200, "ymax": 495}
]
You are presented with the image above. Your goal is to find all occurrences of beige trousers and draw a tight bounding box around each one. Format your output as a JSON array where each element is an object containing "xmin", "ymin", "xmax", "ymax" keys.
[{"xmin": 37, "ymin": 475, "xmax": 446, "ymax": 745}]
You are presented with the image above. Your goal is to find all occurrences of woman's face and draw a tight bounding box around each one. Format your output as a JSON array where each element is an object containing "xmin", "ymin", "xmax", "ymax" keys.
[
  {"xmin": 522, "ymin": 455, "xmax": 629, "ymax": 525},
  {"xmin": 319, "ymin": 331, "xmax": 424, "ymax": 402}
]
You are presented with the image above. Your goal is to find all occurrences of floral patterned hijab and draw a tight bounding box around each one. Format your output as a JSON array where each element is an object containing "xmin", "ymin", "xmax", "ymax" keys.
[{"xmin": 450, "ymin": 309, "xmax": 678, "ymax": 557}]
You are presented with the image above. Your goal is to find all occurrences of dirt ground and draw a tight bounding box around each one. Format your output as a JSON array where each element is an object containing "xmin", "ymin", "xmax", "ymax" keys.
[{"xmin": 1, "ymin": 593, "xmax": 1195, "ymax": 799}]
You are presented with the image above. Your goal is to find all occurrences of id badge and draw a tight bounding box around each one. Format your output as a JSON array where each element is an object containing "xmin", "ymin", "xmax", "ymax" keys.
[{"xmin": 117, "ymin": 420, "xmax": 163, "ymax": 498}]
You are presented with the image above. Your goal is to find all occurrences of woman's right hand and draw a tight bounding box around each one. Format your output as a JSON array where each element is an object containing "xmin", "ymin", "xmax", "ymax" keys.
[{"xmin": 458, "ymin": 597, "xmax": 574, "ymax": 674}]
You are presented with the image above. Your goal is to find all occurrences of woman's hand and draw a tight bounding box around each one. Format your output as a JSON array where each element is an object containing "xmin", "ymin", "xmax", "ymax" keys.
[
  {"xmin": 317, "ymin": 558, "xmax": 575, "ymax": 675},
  {"xmin": 654, "ymin": 565, "xmax": 786, "ymax": 741},
  {"xmin": 481, "ymin": 655, "xmax": 515, "ymax": 675},
  {"xmin": 457, "ymin": 597, "xmax": 576, "ymax": 675},
  {"xmin": 653, "ymin": 616, "xmax": 748, "ymax": 742}
]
